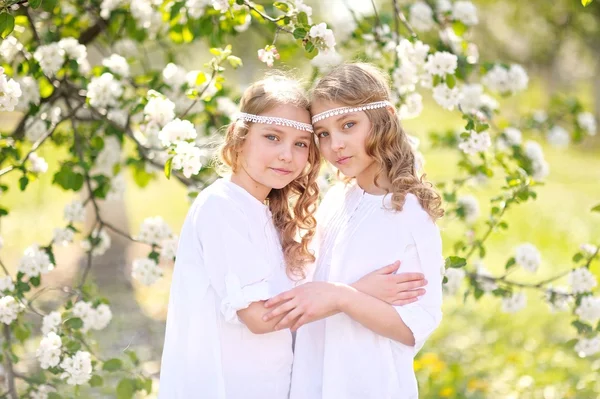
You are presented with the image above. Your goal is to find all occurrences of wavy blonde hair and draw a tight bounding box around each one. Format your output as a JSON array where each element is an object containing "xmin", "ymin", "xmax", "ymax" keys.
[
  {"xmin": 311, "ymin": 63, "xmax": 443, "ymax": 220},
  {"xmin": 218, "ymin": 74, "xmax": 320, "ymax": 279}
]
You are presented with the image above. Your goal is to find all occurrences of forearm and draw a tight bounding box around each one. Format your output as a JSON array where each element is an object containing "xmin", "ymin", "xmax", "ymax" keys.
[
  {"xmin": 337, "ymin": 284, "xmax": 416, "ymax": 346},
  {"xmin": 237, "ymin": 301, "xmax": 287, "ymax": 334}
]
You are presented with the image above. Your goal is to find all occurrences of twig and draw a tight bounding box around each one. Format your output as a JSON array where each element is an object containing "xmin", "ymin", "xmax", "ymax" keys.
[{"xmin": 2, "ymin": 325, "xmax": 18, "ymax": 399}]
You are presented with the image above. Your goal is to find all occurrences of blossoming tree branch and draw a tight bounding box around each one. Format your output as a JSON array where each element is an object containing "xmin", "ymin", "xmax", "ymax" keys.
[{"xmin": 0, "ymin": 0, "xmax": 598, "ymax": 397}]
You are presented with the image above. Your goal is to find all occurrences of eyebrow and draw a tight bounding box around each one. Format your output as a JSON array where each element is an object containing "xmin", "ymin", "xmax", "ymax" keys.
[
  {"xmin": 313, "ymin": 113, "xmax": 355, "ymax": 131},
  {"xmin": 265, "ymin": 126, "xmax": 312, "ymax": 140}
]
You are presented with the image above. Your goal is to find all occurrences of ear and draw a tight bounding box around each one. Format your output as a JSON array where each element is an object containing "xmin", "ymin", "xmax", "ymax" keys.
[{"xmin": 386, "ymin": 105, "xmax": 397, "ymax": 116}]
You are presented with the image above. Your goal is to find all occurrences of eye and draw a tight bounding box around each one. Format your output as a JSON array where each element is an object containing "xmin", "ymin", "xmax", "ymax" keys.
[
  {"xmin": 343, "ymin": 121, "xmax": 355, "ymax": 129},
  {"xmin": 296, "ymin": 141, "xmax": 309, "ymax": 148},
  {"xmin": 317, "ymin": 131, "xmax": 329, "ymax": 139},
  {"xmin": 265, "ymin": 134, "xmax": 279, "ymax": 141}
]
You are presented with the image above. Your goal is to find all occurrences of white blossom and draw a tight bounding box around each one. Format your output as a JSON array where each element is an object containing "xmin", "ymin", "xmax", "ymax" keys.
[
  {"xmin": 216, "ymin": 97, "xmax": 238, "ymax": 119},
  {"xmin": 0, "ymin": 296, "xmax": 22, "ymax": 324},
  {"xmin": 545, "ymin": 287, "xmax": 571, "ymax": 312},
  {"xmin": 0, "ymin": 276, "xmax": 14, "ymax": 292},
  {"xmin": 514, "ymin": 243, "xmax": 542, "ymax": 273},
  {"xmin": 436, "ymin": 0, "xmax": 452, "ymax": 13},
  {"xmin": 60, "ymin": 351, "xmax": 93, "ymax": 385},
  {"xmin": 432, "ymin": 84, "xmax": 461, "ymax": 110},
  {"xmin": 309, "ymin": 23, "xmax": 336, "ymax": 51},
  {"xmin": 102, "ymin": 54, "xmax": 130, "ymax": 77},
  {"xmin": 14, "ymin": 76, "xmax": 40, "ymax": 112},
  {"xmin": 212, "ymin": 0, "xmax": 229, "ymax": 12},
  {"xmin": 73, "ymin": 301, "xmax": 112, "ymax": 332},
  {"xmin": 457, "ymin": 195, "xmax": 480, "ymax": 224},
  {"xmin": 107, "ymin": 108, "xmax": 128, "ymax": 127},
  {"xmin": 160, "ymin": 237, "xmax": 179, "ymax": 261},
  {"xmin": 18, "ymin": 244, "xmax": 54, "ymax": 278},
  {"xmin": 502, "ymin": 292, "xmax": 527, "ymax": 313},
  {"xmin": 497, "ymin": 127, "xmax": 522, "ymax": 150},
  {"xmin": 132, "ymin": 258, "xmax": 164, "ymax": 285},
  {"xmin": 0, "ymin": 36, "xmax": 22, "ymax": 63},
  {"xmin": 458, "ymin": 130, "xmax": 491, "ymax": 155},
  {"xmin": 452, "ymin": 1, "xmax": 478, "ymax": 26},
  {"xmin": 31, "ymin": 384, "xmax": 56, "ymax": 399},
  {"xmin": 26, "ymin": 119, "xmax": 46, "ymax": 143},
  {"xmin": 569, "ymin": 267, "xmax": 597, "ymax": 294},
  {"xmin": 172, "ymin": 141, "xmax": 205, "ymax": 178},
  {"xmin": 58, "ymin": 38, "xmax": 87, "ymax": 64},
  {"xmin": 475, "ymin": 262, "xmax": 498, "ymax": 292},
  {"xmin": 577, "ymin": 112, "xmax": 597, "ymax": 136},
  {"xmin": 144, "ymin": 90, "xmax": 176, "ymax": 126},
  {"xmin": 424, "ymin": 51, "xmax": 458, "ymax": 76},
  {"xmin": 53, "ymin": 228, "xmax": 74, "ymax": 246},
  {"xmin": 159, "ymin": 119, "xmax": 198, "ymax": 148},
  {"xmin": 409, "ymin": 2, "xmax": 435, "ymax": 31},
  {"xmin": 397, "ymin": 39, "xmax": 430, "ymax": 67},
  {"xmin": 100, "ymin": 0, "xmax": 127, "ymax": 19},
  {"xmin": 523, "ymin": 141, "xmax": 550, "ymax": 180},
  {"xmin": 459, "ymin": 84, "xmax": 492, "ymax": 114},
  {"xmin": 64, "ymin": 200, "xmax": 86, "ymax": 223},
  {"xmin": 575, "ymin": 336, "xmax": 600, "ymax": 357},
  {"xmin": 42, "ymin": 311, "xmax": 62, "ymax": 335},
  {"xmin": 162, "ymin": 63, "xmax": 188, "ymax": 88},
  {"xmin": 581, "ymin": 243, "xmax": 598, "ymax": 256},
  {"xmin": 29, "ymin": 153, "xmax": 49, "ymax": 174},
  {"xmin": 392, "ymin": 62, "xmax": 420, "ymax": 95},
  {"xmin": 137, "ymin": 216, "xmax": 173, "ymax": 245},
  {"xmin": 0, "ymin": 67, "xmax": 22, "ymax": 112},
  {"xmin": 36, "ymin": 332, "xmax": 62, "ymax": 369},
  {"xmin": 34, "ymin": 43, "xmax": 65, "ymax": 76},
  {"xmin": 311, "ymin": 50, "xmax": 343, "ymax": 73},
  {"xmin": 81, "ymin": 228, "xmax": 111, "ymax": 256},
  {"xmin": 92, "ymin": 135, "xmax": 122, "ymax": 176},
  {"xmin": 107, "ymin": 173, "xmax": 127, "ymax": 201},
  {"xmin": 576, "ymin": 296, "xmax": 600, "ymax": 324},
  {"xmin": 186, "ymin": 0, "xmax": 212, "ymax": 18},
  {"xmin": 533, "ymin": 110, "xmax": 548, "ymax": 124},
  {"xmin": 443, "ymin": 267, "xmax": 465, "ymax": 295},
  {"xmin": 399, "ymin": 92, "xmax": 423, "ymax": 119},
  {"xmin": 482, "ymin": 64, "xmax": 528, "ymax": 94},
  {"xmin": 546, "ymin": 125, "xmax": 570, "ymax": 148},
  {"xmin": 113, "ymin": 38, "xmax": 138, "ymax": 56},
  {"xmin": 87, "ymin": 73, "xmax": 123, "ymax": 108},
  {"xmin": 257, "ymin": 46, "xmax": 280, "ymax": 67}
]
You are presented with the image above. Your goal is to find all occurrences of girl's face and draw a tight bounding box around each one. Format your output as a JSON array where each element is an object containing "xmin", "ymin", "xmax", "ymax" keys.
[
  {"xmin": 311, "ymin": 99, "xmax": 376, "ymax": 181},
  {"xmin": 234, "ymin": 104, "xmax": 313, "ymax": 200}
]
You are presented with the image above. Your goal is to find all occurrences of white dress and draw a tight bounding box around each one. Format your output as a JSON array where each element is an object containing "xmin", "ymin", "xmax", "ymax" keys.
[
  {"xmin": 158, "ymin": 178, "xmax": 294, "ymax": 399},
  {"xmin": 291, "ymin": 182, "xmax": 444, "ymax": 399}
]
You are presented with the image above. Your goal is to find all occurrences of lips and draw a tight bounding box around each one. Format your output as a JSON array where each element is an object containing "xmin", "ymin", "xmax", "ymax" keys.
[
  {"xmin": 336, "ymin": 156, "xmax": 352, "ymax": 165},
  {"xmin": 270, "ymin": 167, "xmax": 292, "ymax": 175}
]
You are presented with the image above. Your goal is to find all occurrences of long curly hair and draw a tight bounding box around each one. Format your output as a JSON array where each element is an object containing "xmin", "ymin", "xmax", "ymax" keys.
[
  {"xmin": 311, "ymin": 63, "xmax": 443, "ymax": 220},
  {"xmin": 218, "ymin": 74, "xmax": 320, "ymax": 279}
]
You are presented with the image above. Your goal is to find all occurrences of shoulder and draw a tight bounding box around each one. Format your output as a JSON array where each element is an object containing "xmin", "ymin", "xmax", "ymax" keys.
[
  {"xmin": 317, "ymin": 182, "xmax": 350, "ymax": 217},
  {"xmin": 399, "ymin": 193, "xmax": 432, "ymax": 223},
  {"xmin": 192, "ymin": 180, "xmax": 248, "ymax": 225}
]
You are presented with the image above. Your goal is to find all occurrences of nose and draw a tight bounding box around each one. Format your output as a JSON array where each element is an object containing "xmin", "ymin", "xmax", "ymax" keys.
[
  {"xmin": 278, "ymin": 144, "xmax": 293, "ymax": 162},
  {"xmin": 330, "ymin": 132, "xmax": 345, "ymax": 152}
]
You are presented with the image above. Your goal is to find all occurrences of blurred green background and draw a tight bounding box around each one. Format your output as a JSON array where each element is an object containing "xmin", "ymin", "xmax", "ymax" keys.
[{"xmin": 1, "ymin": 0, "xmax": 600, "ymax": 397}]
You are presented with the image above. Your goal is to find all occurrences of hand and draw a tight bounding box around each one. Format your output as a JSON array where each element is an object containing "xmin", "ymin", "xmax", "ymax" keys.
[
  {"xmin": 262, "ymin": 282, "xmax": 346, "ymax": 331},
  {"xmin": 352, "ymin": 261, "xmax": 427, "ymax": 305}
]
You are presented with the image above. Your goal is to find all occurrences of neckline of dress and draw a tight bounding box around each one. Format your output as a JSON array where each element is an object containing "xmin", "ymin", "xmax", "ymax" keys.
[{"xmin": 219, "ymin": 177, "xmax": 270, "ymax": 211}]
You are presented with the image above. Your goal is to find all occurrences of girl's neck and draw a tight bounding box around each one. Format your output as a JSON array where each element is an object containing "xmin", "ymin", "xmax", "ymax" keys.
[
  {"xmin": 356, "ymin": 161, "xmax": 391, "ymax": 195},
  {"xmin": 230, "ymin": 167, "xmax": 271, "ymax": 202}
]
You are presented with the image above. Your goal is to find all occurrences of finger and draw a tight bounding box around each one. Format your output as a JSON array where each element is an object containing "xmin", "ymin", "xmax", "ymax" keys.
[
  {"xmin": 274, "ymin": 307, "xmax": 303, "ymax": 331},
  {"xmin": 396, "ymin": 280, "xmax": 428, "ymax": 292},
  {"xmin": 376, "ymin": 261, "xmax": 401, "ymax": 275},
  {"xmin": 262, "ymin": 299, "xmax": 296, "ymax": 321},
  {"xmin": 392, "ymin": 273, "xmax": 426, "ymax": 283},
  {"xmin": 291, "ymin": 315, "xmax": 309, "ymax": 332},
  {"xmin": 395, "ymin": 288, "xmax": 426, "ymax": 299},
  {"xmin": 265, "ymin": 290, "xmax": 294, "ymax": 308},
  {"xmin": 392, "ymin": 297, "xmax": 419, "ymax": 306}
]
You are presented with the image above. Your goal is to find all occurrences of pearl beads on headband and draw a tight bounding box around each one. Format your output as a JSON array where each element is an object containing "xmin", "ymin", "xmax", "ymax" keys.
[
  {"xmin": 236, "ymin": 112, "xmax": 314, "ymax": 133},
  {"xmin": 311, "ymin": 101, "xmax": 393, "ymax": 124}
]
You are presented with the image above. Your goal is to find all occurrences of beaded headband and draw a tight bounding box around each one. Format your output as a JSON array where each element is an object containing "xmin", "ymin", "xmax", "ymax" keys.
[
  {"xmin": 236, "ymin": 112, "xmax": 314, "ymax": 133},
  {"xmin": 311, "ymin": 100, "xmax": 393, "ymax": 124}
]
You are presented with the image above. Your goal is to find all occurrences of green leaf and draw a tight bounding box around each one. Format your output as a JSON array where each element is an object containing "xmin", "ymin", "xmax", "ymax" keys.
[
  {"xmin": 305, "ymin": 42, "xmax": 315, "ymax": 53},
  {"xmin": 274, "ymin": 1, "xmax": 290, "ymax": 12},
  {"xmin": 52, "ymin": 165, "xmax": 84, "ymax": 191},
  {"xmin": 125, "ymin": 349, "xmax": 140, "ymax": 366},
  {"xmin": 66, "ymin": 339, "xmax": 81, "ymax": 352},
  {"xmin": 573, "ymin": 253, "xmax": 584, "ymax": 262},
  {"xmin": 19, "ymin": 176, "xmax": 29, "ymax": 191},
  {"xmin": 29, "ymin": 0, "xmax": 43, "ymax": 8},
  {"xmin": 164, "ymin": 157, "xmax": 173, "ymax": 180},
  {"xmin": 195, "ymin": 71, "xmax": 207, "ymax": 86},
  {"xmin": 30, "ymin": 275, "xmax": 41, "ymax": 287},
  {"xmin": 572, "ymin": 320, "xmax": 593, "ymax": 334},
  {"xmin": 297, "ymin": 12, "xmax": 309, "ymax": 26},
  {"xmin": 293, "ymin": 28, "xmax": 307, "ymax": 39},
  {"xmin": 64, "ymin": 317, "xmax": 84, "ymax": 330},
  {"xmin": 582, "ymin": 0, "xmax": 593, "ymax": 6},
  {"xmin": 0, "ymin": 207, "xmax": 8, "ymax": 216},
  {"xmin": 116, "ymin": 378, "xmax": 136, "ymax": 399},
  {"xmin": 227, "ymin": 55, "xmax": 243, "ymax": 69},
  {"xmin": 13, "ymin": 323, "xmax": 30, "ymax": 342},
  {"xmin": 452, "ymin": 21, "xmax": 467, "ymax": 36},
  {"xmin": 446, "ymin": 74, "xmax": 456, "ymax": 89},
  {"xmin": 591, "ymin": 203, "xmax": 600, "ymax": 212},
  {"xmin": 0, "ymin": 13, "xmax": 15, "ymax": 39},
  {"xmin": 48, "ymin": 393, "xmax": 63, "ymax": 399},
  {"xmin": 505, "ymin": 257, "xmax": 516, "ymax": 270},
  {"xmin": 90, "ymin": 374, "xmax": 104, "ymax": 387},
  {"xmin": 103, "ymin": 358, "xmax": 123, "ymax": 372},
  {"xmin": 445, "ymin": 256, "xmax": 467, "ymax": 269}
]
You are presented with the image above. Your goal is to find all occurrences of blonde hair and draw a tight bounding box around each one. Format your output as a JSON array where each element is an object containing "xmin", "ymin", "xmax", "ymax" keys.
[
  {"xmin": 311, "ymin": 63, "xmax": 443, "ymax": 220},
  {"xmin": 219, "ymin": 74, "xmax": 320, "ymax": 279}
]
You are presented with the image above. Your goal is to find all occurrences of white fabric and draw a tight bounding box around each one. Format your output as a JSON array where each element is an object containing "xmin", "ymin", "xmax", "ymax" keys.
[
  {"xmin": 159, "ymin": 178, "xmax": 294, "ymax": 399},
  {"xmin": 291, "ymin": 182, "xmax": 444, "ymax": 399}
]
